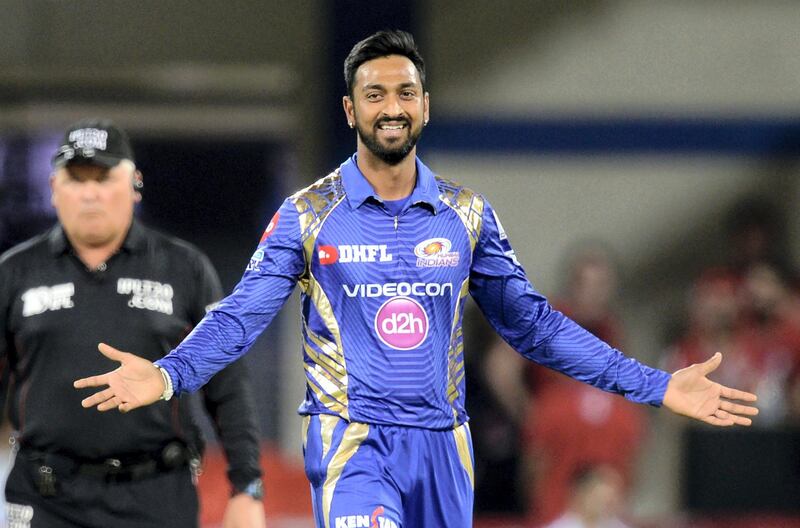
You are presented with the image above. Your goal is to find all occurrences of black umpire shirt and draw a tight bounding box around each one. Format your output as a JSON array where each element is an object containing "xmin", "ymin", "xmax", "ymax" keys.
[{"xmin": 0, "ymin": 220, "xmax": 261, "ymax": 491}]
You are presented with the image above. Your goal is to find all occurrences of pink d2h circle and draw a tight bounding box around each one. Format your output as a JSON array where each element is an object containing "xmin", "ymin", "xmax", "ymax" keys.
[{"xmin": 374, "ymin": 296, "xmax": 429, "ymax": 350}]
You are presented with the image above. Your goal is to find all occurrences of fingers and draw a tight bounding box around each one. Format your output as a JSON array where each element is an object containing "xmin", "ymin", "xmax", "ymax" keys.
[
  {"xmin": 720, "ymin": 385, "xmax": 758, "ymax": 403},
  {"xmin": 699, "ymin": 352, "xmax": 723, "ymax": 375},
  {"xmin": 80, "ymin": 387, "xmax": 116, "ymax": 409},
  {"xmin": 702, "ymin": 415, "xmax": 735, "ymax": 427},
  {"xmin": 98, "ymin": 342, "xmax": 127, "ymax": 362},
  {"xmin": 73, "ymin": 373, "xmax": 110, "ymax": 389},
  {"xmin": 719, "ymin": 400, "xmax": 759, "ymax": 417},
  {"xmin": 97, "ymin": 397, "xmax": 122, "ymax": 412}
]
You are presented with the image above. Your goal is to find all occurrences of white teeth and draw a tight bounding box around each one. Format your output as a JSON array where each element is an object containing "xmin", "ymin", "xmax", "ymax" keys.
[{"xmin": 380, "ymin": 125, "xmax": 404, "ymax": 130}]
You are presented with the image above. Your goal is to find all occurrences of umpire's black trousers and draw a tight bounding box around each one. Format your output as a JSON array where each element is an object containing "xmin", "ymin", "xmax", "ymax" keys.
[{"xmin": 4, "ymin": 450, "xmax": 199, "ymax": 528}]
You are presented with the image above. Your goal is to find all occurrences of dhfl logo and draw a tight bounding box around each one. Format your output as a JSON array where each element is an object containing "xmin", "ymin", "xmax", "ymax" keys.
[
  {"xmin": 374, "ymin": 296, "xmax": 428, "ymax": 350},
  {"xmin": 318, "ymin": 245, "xmax": 339, "ymax": 265},
  {"xmin": 317, "ymin": 244, "xmax": 392, "ymax": 265},
  {"xmin": 260, "ymin": 211, "xmax": 280, "ymax": 243},
  {"xmin": 334, "ymin": 505, "xmax": 397, "ymax": 528}
]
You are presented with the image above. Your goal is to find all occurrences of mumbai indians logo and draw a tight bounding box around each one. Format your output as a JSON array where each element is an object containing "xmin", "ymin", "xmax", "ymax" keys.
[
  {"xmin": 414, "ymin": 237, "xmax": 459, "ymax": 267},
  {"xmin": 334, "ymin": 505, "xmax": 397, "ymax": 528},
  {"xmin": 374, "ymin": 296, "xmax": 429, "ymax": 350}
]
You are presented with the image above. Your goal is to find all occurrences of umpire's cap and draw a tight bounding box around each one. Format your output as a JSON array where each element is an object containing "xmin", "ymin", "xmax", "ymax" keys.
[{"xmin": 52, "ymin": 118, "xmax": 135, "ymax": 168}]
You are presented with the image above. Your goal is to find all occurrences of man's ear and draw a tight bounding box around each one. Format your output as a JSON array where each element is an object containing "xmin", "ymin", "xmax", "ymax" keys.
[
  {"xmin": 343, "ymin": 96, "xmax": 356, "ymax": 129},
  {"xmin": 133, "ymin": 170, "xmax": 143, "ymax": 202}
]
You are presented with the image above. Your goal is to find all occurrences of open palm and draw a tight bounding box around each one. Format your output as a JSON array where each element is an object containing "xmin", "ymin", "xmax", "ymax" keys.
[
  {"xmin": 663, "ymin": 352, "xmax": 758, "ymax": 426},
  {"xmin": 73, "ymin": 343, "xmax": 165, "ymax": 413}
]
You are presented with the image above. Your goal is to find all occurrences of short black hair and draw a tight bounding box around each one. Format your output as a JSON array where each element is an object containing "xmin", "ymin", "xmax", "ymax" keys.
[{"xmin": 344, "ymin": 29, "xmax": 426, "ymax": 99}]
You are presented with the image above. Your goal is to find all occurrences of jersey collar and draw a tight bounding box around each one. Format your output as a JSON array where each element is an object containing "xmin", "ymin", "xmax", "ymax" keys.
[
  {"xmin": 340, "ymin": 154, "xmax": 440, "ymax": 214},
  {"xmin": 48, "ymin": 219, "xmax": 148, "ymax": 256}
]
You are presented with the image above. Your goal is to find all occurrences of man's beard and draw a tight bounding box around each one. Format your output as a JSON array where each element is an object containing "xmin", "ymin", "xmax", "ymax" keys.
[{"xmin": 356, "ymin": 117, "xmax": 423, "ymax": 166}]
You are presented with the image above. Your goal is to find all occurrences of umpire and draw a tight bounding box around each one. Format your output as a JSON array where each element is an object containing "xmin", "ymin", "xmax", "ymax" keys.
[{"xmin": 0, "ymin": 119, "xmax": 265, "ymax": 528}]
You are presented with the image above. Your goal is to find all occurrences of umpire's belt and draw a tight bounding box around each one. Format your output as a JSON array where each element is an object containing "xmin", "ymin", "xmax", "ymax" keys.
[{"xmin": 20, "ymin": 441, "xmax": 190, "ymax": 483}]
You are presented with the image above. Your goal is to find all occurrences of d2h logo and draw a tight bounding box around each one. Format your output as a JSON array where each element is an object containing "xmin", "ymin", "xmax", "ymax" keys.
[{"xmin": 374, "ymin": 296, "xmax": 429, "ymax": 350}]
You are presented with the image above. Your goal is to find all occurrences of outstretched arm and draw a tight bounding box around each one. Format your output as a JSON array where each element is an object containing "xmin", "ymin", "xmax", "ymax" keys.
[
  {"xmin": 73, "ymin": 343, "xmax": 165, "ymax": 412},
  {"xmin": 663, "ymin": 352, "xmax": 758, "ymax": 426}
]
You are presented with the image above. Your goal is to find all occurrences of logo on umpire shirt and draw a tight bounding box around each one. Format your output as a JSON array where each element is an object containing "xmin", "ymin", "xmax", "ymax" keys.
[
  {"xmin": 117, "ymin": 278, "xmax": 174, "ymax": 315},
  {"xmin": 21, "ymin": 283, "xmax": 75, "ymax": 317}
]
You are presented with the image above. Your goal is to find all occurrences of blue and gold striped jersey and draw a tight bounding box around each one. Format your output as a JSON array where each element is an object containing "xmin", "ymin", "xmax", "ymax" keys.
[{"xmin": 158, "ymin": 155, "xmax": 670, "ymax": 430}]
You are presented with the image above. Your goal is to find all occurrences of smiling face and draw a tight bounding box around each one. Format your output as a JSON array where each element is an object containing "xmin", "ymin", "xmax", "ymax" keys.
[
  {"xmin": 50, "ymin": 161, "xmax": 140, "ymax": 251},
  {"xmin": 343, "ymin": 54, "xmax": 430, "ymax": 166}
]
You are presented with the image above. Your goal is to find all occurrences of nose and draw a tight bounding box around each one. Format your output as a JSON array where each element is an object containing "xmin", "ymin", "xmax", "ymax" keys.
[
  {"xmin": 381, "ymin": 94, "xmax": 404, "ymax": 118},
  {"xmin": 78, "ymin": 180, "xmax": 101, "ymax": 201}
]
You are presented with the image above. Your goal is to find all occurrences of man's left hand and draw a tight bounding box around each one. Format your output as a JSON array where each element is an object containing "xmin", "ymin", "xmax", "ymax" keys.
[{"xmin": 663, "ymin": 352, "xmax": 759, "ymax": 426}]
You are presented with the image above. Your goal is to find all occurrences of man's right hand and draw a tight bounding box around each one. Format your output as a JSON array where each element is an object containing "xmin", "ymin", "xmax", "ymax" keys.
[{"xmin": 74, "ymin": 343, "xmax": 165, "ymax": 413}]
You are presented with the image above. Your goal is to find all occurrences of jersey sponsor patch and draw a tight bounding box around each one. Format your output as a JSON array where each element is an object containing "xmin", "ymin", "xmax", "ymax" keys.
[
  {"xmin": 259, "ymin": 211, "xmax": 280, "ymax": 243},
  {"xmin": 21, "ymin": 283, "xmax": 75, "ymax": 317},
  {"xmin": 117, "ymin": 278, "xmax": 174, "ymax": 315},
  {"xmin": 343, "ymin": 281, "xmax": 452, "ymax": 298},
  {"xmin": 374, "ymin": 296, "xmax": 429, "ymax": 350},
  {"xmin": 246, "ymin": 248, "xmax": 265, "ymax": 272},
  {"xmin": 414, "ymin": 237, "xmax": 459, "ymax": 267},
  {"xmin": 338, "ymin": 244, "xmax": 392, "ymax": 263},
  {"xmin": 334, "ymin": 505, "xmax": 397, "ymax": 528},
  {"xmin": 318, "ymin": 244, "xmax": 339, "ymax": 265}
]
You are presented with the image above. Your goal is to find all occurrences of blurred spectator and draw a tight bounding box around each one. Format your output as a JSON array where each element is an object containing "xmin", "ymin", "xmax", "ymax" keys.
[
  {"xmin": 522, "ymin": 375, "xmax": 645, "ymax": 525},
  {"xmin": 541, "ymin": 465, "xmax": 634, "ymax": 528},
  {"xmin": 665, "ymin": 194, "xmax": 800, "ymax": 426},
  {"xmin": 665, "ymin": 265, "xmax": 800, "ymax": 426},
  {"xmin": 485, "ymin": 242, "xmax": 647, "ymax": 524},
  {"xmin": 723, "ymin": 197, "xmax": 795, "ymax": 286},
  {"xmin": 738, "ymin": 263, "xmax": 800, "ymax": 424}
]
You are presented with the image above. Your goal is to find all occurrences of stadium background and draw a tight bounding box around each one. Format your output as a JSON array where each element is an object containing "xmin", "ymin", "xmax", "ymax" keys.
[{"xmin": 1, "ymin": 1, "xmax": 800, "ymax": 526}]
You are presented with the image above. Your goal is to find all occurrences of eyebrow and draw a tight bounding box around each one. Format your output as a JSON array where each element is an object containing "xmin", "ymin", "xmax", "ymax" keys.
[{"xmin": 361, "ymin": 81, "xmax": 418, "ymax": 92}]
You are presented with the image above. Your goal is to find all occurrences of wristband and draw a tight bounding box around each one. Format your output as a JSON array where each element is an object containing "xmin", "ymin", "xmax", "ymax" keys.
[
  {"xmin": 237, "ymin": 478, "xmax": 264, "ymax": 500},
  {"xmin": 156, "ymin": 365, "xmax": 174, "ymax": 401}
]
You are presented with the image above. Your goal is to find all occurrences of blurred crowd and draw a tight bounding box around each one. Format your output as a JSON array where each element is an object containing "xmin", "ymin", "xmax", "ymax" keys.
[{"xmin": 467, "ymin": 195, "xmax": 800, "ymax": 527}]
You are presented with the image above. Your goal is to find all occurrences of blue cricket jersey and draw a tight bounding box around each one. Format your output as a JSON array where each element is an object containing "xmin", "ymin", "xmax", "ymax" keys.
[{"xmin": 157, "ymin": 155, "xmax": 670, "ymax": 430}]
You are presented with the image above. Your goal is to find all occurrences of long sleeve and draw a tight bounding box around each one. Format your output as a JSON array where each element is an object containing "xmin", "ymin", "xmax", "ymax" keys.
[
  {"xmin": 468, "ymin": 199, "xmax": 670, "ymax": 406},
  {"xmin": 189, "ymin": 249, "xmax": 263, "ymax": 490},
  {"xmin": 157, "ymin": 198, "xmax": 305, "ymax": 395}
]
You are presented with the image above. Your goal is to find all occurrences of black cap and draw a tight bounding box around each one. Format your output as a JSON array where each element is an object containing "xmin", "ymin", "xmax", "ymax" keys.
[{"xmin": 52, "ymin": 118, "xmax": 135, "ymax": 168}]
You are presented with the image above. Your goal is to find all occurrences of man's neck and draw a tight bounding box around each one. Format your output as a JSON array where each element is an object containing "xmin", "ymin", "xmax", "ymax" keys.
[
  {"xmin": 355, "ymin": 146, "xmax": 417, "ymax": 201},
  {"xmin": 65, "ymin": 226, "xmax": 129, "ymax": 271}
]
